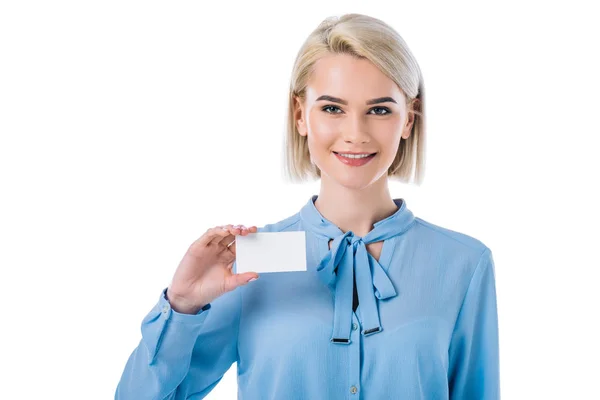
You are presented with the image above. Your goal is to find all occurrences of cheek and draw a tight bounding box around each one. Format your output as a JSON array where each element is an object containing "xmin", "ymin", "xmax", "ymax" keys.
[
  {"xmin": 307, "ymin": 111, "xmax": 339, "ymax": 149},
  {"xmin": 373, "ymin": 119, "xmax": 403, "ymax": 149},
  {"xmin": 308, "ymin": 109, "xmax": 341, "ymax": 135}
]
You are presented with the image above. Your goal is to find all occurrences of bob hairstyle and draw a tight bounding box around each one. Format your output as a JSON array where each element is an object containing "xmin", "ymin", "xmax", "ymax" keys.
[{"xmin": 283, "ymin": 13, "xmax": 426, "ymax": 185}]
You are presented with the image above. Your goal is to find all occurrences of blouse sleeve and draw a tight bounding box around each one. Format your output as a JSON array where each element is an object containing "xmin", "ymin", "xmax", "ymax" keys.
[
  {"xmin": 115, "ymin": 281, "xmax": 242, "ymax": 399},
  {"xmin": 448, "ymin": 248, "xmax": 500, "ymax": 399}
]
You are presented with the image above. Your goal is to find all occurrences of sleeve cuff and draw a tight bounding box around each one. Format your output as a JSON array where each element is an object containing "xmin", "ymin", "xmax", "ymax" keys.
[
  {"xmin": 160, "ymin": 287, "xmax": 212, "ymax": 323},
  {"xmin": 141, "ymin": 288, "xmax": 213, "ymax": 363}
]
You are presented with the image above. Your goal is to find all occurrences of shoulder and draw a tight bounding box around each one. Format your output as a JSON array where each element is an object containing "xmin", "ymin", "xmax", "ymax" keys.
[
  {"xmin": 412, "ymin": 216, "xmax": 490, "ymax": 252},
  {"xmin": 257, "ymin": 212, "xmax": 302, "ymax": 233},
  {"xmin": 410, "ymin": 216, "xmax": 494, "ymax": 276}
]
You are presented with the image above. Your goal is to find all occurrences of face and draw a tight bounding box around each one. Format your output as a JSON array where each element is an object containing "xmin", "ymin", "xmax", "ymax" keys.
[{"xmin": 294, "ymin": 53, "xmax": 415, "ymax": 190}]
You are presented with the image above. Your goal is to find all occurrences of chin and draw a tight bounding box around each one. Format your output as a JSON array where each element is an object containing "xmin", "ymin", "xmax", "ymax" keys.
[
  {"xmin": 322, "ymin": 167, "xmax": 380, "ymax": 190},
  {"xmin": 339, "ymin": 180, "xmax": 374, "ymax": 190}
]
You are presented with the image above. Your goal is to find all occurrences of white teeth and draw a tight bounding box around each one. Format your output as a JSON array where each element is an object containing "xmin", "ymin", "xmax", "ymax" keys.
[{"xmin": 338, "ymin": 153, "xmax": 373, "ymax": 159}]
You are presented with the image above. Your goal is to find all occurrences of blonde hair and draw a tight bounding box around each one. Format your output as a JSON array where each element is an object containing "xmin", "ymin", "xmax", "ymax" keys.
[{"xmin": 283, "ymin": 13, "xmax": 426, "ymax": 184}]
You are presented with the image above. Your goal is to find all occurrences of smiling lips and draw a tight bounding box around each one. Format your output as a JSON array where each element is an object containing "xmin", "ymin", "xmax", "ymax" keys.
[{"xmin": 334, "ymin": 151, "xmax": 377, "ymax": 166}]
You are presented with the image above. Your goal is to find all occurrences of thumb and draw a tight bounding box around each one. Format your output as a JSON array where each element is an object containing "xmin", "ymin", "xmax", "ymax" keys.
[
  {"xmin": 227, "ymin": 273, "xmax": 259, "ymax": 291},
  {"xmin": 238, "ymin": 272, "xmax": 260, "ymax": 286}
]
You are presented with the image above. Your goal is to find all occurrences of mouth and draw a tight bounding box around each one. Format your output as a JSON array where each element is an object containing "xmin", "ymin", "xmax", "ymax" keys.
[
  {"xmin": 333, "ymin": 151, "xmax": 378, "ymax": 166},
  {"xmin": 332, "ymin": 151, "xmax": 377, "ymax": 156}
]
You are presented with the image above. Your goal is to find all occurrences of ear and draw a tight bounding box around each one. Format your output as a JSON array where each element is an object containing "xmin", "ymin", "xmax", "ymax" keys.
[
  {"xmin": 293, "ymin": 95, "xmax": 307, "ymax": 136},
  {"xmin": 401, "ymin": 99, "xmax": 419, "ymax": 140}
]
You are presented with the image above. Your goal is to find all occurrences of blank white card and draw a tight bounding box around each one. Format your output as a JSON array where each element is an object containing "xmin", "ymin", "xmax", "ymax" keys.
[{"xmin": 235, "ymin": 231, "xmax": 307, "ymax": 274}]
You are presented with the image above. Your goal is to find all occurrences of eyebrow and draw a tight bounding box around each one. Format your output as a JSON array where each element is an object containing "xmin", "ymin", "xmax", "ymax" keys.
[{"xmin": 315, "ymin": 95, "xmax": 397, "ymax": 105}]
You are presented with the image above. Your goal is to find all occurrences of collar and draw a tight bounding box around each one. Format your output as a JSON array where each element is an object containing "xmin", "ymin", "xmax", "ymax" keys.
[{"xmin": 299, "ymin": 194, "xmax": 415, "ymax": 344}]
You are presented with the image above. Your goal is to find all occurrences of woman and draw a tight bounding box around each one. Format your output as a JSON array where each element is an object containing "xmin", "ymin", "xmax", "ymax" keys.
[{"xmin": 115, "ymin": 13, "xmax": 500, "ymax": 400}]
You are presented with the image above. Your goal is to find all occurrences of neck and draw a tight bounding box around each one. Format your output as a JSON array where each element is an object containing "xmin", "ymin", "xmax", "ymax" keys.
[{"xmin": 314, "ymin": 175, "xmax": 400, "ymax": 238}]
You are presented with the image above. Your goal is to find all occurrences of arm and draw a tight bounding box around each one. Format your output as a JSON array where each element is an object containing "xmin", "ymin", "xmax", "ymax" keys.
[
  {"xmin": 115, "ymin": 279, "xmax": 242, "ymax": 400},
  {"xmin": 448, "ymin": 248, "xmax": 500, "ymax": 399}
]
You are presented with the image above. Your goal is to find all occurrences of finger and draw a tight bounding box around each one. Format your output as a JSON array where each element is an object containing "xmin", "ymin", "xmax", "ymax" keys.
[
  {"xmin": 213, "ymin": 224, "xmax": 247, "ymax": 247},
  {"xmin": 226, "ymin": 225, "xmax": 259, "ymax": 255},
  {"xmin": 216, "ymin": 225, "xmax": 258, "ymax": 248},
  {"xmin": 196, "ymin": 225, "xmax": 235, "ymax": 247},
  {"xmin": 225, "ymin": 272, "xmax": 259, "ymax": 292},
  {"xmin": 219, "ymin": 224, "xmax": 241, "ymax": 252},
  {"xmin": 208, "ymin": 224, "xmax": 236, "ymax": 246},
  {"xmin": 226, "ymin": 237, "xmax": 236, "ymax": 254}
]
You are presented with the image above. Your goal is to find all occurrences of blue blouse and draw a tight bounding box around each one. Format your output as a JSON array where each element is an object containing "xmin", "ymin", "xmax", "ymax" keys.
[{"xmin": 115, "ymin": 195, "xmax": 500, "ymax": 399}]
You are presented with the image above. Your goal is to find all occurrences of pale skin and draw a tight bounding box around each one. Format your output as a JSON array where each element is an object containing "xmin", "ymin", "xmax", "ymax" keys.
[
  {"xmin": 168, "ymin": 52, "xmax": 419, "ymax": 314},
  {"xmin": 294, "ymin": 53, "xmax": 419, "ymax": 259},
  {"xmin": 167, "ymin": 224, "xmax": 260, "ymax": 314}
]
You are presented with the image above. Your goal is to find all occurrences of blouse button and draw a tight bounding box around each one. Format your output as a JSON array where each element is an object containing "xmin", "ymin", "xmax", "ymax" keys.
[
  {"xmin": 350, "ymin": 386, "xmax": 358, "ymax": 394},
  {"xmin": 352, "ymin": 323, "xmax": 358, "ymax": 331}
]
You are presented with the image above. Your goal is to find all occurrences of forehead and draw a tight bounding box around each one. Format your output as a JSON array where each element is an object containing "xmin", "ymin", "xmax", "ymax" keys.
[{"xmin": 306, "ymin": 53, "xmax": 403, "ymax": 101}]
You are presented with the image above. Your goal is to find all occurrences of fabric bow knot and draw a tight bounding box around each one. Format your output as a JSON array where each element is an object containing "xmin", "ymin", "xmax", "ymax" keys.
[
  {"xmin": 316, "ymin": 230, "xmax": 398, "ymax": 344},
  {"xmin": 299, "ymin": 195, "xmax": 415, "ymax": 345}
]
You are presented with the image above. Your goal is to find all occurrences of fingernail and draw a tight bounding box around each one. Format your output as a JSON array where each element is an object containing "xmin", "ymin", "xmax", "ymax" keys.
[{"xmin": 248, "ymin": 277, "xmax": 258, "ymax": 282}]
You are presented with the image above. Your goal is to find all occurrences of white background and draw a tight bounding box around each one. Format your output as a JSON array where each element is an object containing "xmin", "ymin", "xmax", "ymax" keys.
[{"xmin": 1, "ymin": 1, "xmax": 599, "ymax": 399}]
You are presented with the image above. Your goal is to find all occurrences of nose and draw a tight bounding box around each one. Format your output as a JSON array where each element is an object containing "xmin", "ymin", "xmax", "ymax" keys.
[{"xmin": 342, "ymin": 113, "xmax": 370, "ymax": 144}]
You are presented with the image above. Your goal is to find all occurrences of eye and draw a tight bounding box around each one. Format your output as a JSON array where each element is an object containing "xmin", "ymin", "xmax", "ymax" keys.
[
  {"xmin": 369, "ymin": 107, "xmax": 391, "ymax": 115},
  {"xmin": 322, "ymin": 105, "xmax": 342, "ymax": 114},
  {"xmin": 321, "ymin": 105, "xmax": 392, "ymax": 115}
]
